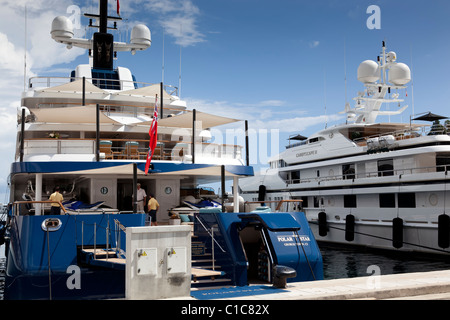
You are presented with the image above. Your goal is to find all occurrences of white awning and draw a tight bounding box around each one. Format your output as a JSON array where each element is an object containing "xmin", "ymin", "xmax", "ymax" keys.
[
  {"xmin": 35, "ymin": 79, "xmax": 108, "ymax": 100},
  {"xmin": 32, "ymin": 105, "xmax": 121, "ymax": 124},
  {"xmin": 141, "ymin": 111, "xmax": 240, "ymax": 129},
  {"xmin": 109, "ymin": 84, "xmax": 177, "ymax": 105}
]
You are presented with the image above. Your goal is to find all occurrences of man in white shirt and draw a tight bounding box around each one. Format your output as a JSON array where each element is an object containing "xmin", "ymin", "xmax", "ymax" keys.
[{"xmin": 136, "ymin": 183, "xmax": 147, "ymax": 213}]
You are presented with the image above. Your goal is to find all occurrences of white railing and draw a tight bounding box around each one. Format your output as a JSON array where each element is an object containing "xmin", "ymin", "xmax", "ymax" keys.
[
  {"xmin": 285, "ymin": 165, "xmax": 449, "ymax": 185},
  {"xmin": 28, "ymin": 76, "xmax": 179, "ymax": 96},
  {"xmin": 22, "ymin": 139, "xmax": 242, "ymax": 161}
]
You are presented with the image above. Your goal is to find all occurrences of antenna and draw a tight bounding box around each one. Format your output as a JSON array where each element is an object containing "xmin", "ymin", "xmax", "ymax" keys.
[
  {"xmin": 324, "ymin": 67, "xmax": 327, "ymax": 129},
  {"xmin": 178, "ymin": 24, "xmax": 182, "ymax": 98},
  {"xmin": 410, "ymin": 44, "xmax": 415, "ymax": 117},
  {"xmin": 162, "ymin": 26, "xmax": 165, "ymax": 83},
  {"xmin": 344, "ymin": 38, "xmax": 348, "ymax": 105},
  {"xmin": 24, "ymin": 5, "xmax": 27, "ymax": 91}
]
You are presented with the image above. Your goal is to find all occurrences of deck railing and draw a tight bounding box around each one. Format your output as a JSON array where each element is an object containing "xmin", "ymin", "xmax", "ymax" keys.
[
  {"xmin": 21, "ymin": 138, "xmax": 242, "ymax": 161},
  {"xmin": 285, "ymin": 164, "xmax": 450, "ymax": 185}
]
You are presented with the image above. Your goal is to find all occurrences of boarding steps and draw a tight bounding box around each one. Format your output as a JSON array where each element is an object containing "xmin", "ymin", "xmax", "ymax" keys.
[
  {"xmin": 190, "ymin": 239, "xmax": 232, "ymax": 289},
  {"xmin": 78, "ymin": 236, "xmax": 232, "ymax": 289},
  {"xmin": 79, "ymin": 247, "xmax": 126, "ymax": 270}
]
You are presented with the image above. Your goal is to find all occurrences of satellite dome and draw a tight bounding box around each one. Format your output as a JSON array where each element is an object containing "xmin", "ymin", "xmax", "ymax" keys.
[
  {"xmin": 388, "ymin": 63, "xmax": 411, "ymax": 86},
  {"xmin": 357, "ymin": 60, "xmax": 380, "ymax": 83},
  {"xmin": 130, "ymin": 24, "xmax": 151, "ymax": 47},
  {"xmin": 50, "ymin": 16, "xmax": 74, "ymax": 40},
  {"xmin": 386, "ymin": 51, "xmax": 397, "ymax": 62}
]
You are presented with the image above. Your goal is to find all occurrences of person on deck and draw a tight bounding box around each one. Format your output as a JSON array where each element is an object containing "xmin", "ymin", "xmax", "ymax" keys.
[
  {"xmin": 136, "ymin": 183, "xmax": 147, "ymax": 213},
  {"xmin": 147, "ymin": 194, "xmax": 159, "ymax": 226},
  {"xmin": 49, "ymin": 186, "xmax": 63, "ymax": 215}
]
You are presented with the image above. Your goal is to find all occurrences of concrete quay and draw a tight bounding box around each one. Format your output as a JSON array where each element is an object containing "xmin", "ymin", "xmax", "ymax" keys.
[{"xmin": 184, "ymin": 269, "xmax": 450, "ymax": 300}]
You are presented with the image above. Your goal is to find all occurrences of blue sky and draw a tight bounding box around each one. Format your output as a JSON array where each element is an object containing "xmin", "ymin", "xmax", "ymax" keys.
[{"xmin": 1, "ymin": 0, "xmax": 450, "ymax": 200}]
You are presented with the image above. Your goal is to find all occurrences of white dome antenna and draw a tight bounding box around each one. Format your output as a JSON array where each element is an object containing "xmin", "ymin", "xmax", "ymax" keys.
[
  {"xmin": 357, "ymin": 60, "xmax": 380, "ymax": 84},
  {"xmin": 131, "ymin": 24, "xmax": 152, "ymax": 48},
  {"xmin": 388, "ymin": 63, "xmax": 411, "ymax": 86},
  {"xmin": 51, "ymin": 16, "xmax": 74, "ymax": 41}
]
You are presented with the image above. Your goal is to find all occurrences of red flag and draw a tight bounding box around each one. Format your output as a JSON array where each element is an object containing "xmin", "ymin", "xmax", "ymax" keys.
[
  {"xmin": 117, "ymin": 0, "xmax": 120, "ymax": 16},
  {"xmin": 145, "ymin": 95, "xmax": 158, "ymax": 175}
]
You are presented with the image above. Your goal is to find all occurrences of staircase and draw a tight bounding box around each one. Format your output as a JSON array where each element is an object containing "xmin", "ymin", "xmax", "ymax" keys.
[{"xmin": 191, "ymin": 238, "xmax": 232, "ymax": 289}]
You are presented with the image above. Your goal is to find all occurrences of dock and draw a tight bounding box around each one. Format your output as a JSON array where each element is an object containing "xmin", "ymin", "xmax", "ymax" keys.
[{"xmin": 184, "ymin": 269, "xmax": 450, "ymax": 300}]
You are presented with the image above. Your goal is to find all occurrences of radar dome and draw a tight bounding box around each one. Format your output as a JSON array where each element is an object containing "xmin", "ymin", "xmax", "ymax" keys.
[
  {"xmin": 388, "ymin": 63, "xmax": 411, "ymax": 86},
  {"xmin": 130, "ymin": 24, "xmax": 151, "ymax": 47},
  {"xmin": 357, "ymin": 60, "xmax": 380, "ymax": 83},
  {"xmin": 50, "ymin": 16, "xmax": 74, "ymax": 40}
]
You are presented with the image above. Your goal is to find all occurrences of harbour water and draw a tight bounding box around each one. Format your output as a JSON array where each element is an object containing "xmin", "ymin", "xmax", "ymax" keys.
[{"xmin": 320, "ymin": 243, "xmax": 450, "ymax": 280}]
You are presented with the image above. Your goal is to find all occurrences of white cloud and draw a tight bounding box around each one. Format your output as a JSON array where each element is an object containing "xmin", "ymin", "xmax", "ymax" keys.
[
  {"xmin": 144, "ymin": 0, "xmax": 205, "ymax": 47},
  {"xmin": 309, "ymin": 40, "xmax": 320, "ymax": 48},
  {"xmin": 0, "ymin": 0, "xmax": 87, "ymax": 201},
  {"xmin": 185, "ymin": 97, "xmax": 342, "ymax": 133}
]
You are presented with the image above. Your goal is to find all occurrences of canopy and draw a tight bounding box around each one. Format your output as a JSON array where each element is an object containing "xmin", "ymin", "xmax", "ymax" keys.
[
  {"xmin": 289, "ymin": 134, "xmax": 308, "ymax": 141},
  {"xmin": 144, "ymin": 111, "xmax": 240, "ymax": 129},
  {"xmin": 412, "ymin": 112, "xmax": 447, "ymax": 122},
  {"xmin": 112, "ymin": 84, "xmax": 175, "ymax": 101},
  {"xmin": 35, "ymin": 79, "xmax": 108, "ymax": 100},
  {"xmin": 32, "ymin": 105, "xmax": 121, "ymax": 124}
]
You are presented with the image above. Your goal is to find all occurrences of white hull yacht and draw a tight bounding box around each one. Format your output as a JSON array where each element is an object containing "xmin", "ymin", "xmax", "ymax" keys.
[{"xmin": 240, "ymin": 42, "xmax": 450, "ymax": 256}]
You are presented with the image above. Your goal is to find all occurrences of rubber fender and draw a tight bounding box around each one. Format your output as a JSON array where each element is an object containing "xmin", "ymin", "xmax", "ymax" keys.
[
  {"xmin": 345, "ymin": 214, "xmax": 355, "ymax": 242},
  {"xmin": 258, "ymin": 185, "xmax": 266, "ymax": 202},
  {"xmin": 318, "ymin": 211, "xmax": 327, "ymax": 237},
  {"xmin": 392, "ymin": 217, "xmax": 403, "ymax": 249},
  {"xmin": 438, "ymin": 214, "xmax": 450, "ymax": 249}
]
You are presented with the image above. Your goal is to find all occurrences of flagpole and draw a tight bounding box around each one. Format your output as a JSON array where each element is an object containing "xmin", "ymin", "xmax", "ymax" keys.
[
  {"xmin": 192, "ymin": 109, "xmax": 196, "ymax": 164},
  {"xmin": 160, "ymin": 82, "xmax": 164, "ymax": 119}
]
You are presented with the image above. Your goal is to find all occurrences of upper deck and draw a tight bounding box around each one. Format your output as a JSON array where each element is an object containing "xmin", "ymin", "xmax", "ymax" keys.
[{"xmin": 18, "ymin": 75, "xmax": 245, "ymax": 165}]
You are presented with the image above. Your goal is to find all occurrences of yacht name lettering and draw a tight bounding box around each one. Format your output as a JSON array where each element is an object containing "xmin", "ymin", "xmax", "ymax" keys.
[
  {"xmin": 296, "ymin": 150, "xmax": 317, "ymax": 158},
  {"xmin": 277, "ymin": 235, "xmax": 310, "ymax": 242}
]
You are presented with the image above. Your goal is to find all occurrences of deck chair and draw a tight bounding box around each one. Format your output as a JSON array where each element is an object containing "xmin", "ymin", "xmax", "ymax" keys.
[
  {"xmin": 125, "ymin": 141, "xmax": 139, "ymax": 159},
  {"xmin": 99, "ymin": 140, "xmax": 113, "ymax": 159},
  {"xmin": 152, "ymin": 142, "xmax": 164, "ymax": 160}
]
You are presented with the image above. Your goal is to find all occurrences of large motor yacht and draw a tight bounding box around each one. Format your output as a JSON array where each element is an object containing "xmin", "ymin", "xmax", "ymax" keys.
[{"xmin": 240, "ymin": 41, "xmax": 450, "ymax": 256}]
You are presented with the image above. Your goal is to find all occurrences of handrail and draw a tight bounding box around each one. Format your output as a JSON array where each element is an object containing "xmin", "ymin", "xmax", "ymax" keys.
[
  {"xmin": 28, "ymin": 76, "xmax": 179, "ymax": 96},
  {"xmin": 195, "ymin": 215, "xmax": 226, "ymax": 253},
  {"xmin": 284, "ymin": 164, "xmax": 449, "ymax": 185},
  {"xmin": 13, "ymin": 200, "xmax": 67, "ymax": 215}
]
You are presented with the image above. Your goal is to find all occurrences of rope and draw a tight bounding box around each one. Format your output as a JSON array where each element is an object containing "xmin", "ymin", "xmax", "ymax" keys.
[
  {"xmin": 294, "ymin": 230, "xmax": 316, "ymax": 280},
  {"xmin": 310, "ymin": 221, "xmax": 450, "ymax": 254}
]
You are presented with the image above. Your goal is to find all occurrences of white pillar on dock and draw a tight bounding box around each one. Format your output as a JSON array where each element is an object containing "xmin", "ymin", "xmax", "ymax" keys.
[
  {"xmin": 233, "ymin": 176, "xmax": 239, "ymax": 213},
  {"xmin": 35, "ymin": 173, "xmax": 42, "ymax": 215}
]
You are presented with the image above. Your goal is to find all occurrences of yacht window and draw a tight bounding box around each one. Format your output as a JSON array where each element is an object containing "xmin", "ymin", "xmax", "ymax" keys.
[
  {"xmin": 398, "ymin": 193, "xmax": 416, "ymax": 208},
  {"xmin": 342, "ymin": 164, "xmax": 355, "ymax": 180},
  {"xmin": 436, "ymin": 154, "xmax": 450, "ymax": 172},
  {"xmin": 314, "ymin": 196, "xmax": 320, "ymax": 208},
  {"xmin": 379, "ymin": 193, "xmax": 396, "ymax": 208},
  {"xmin": 378, "ymin": 159, "xmax": 394, "ymax": 177},
  {"xmin": 290, "ymin": 171, "xmax": 300, "ymax": 184},
  {"xmin": 302, "ymin": 196, "xmax": 309, "ymax": 208},
  {"xmin": 344, "ymin": 195, "xmax": 357, "ymax": 208}
]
